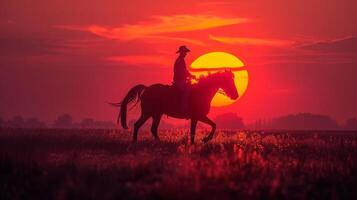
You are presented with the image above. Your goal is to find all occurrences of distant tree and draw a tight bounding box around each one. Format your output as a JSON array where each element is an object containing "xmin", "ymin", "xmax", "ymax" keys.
[
  {"xmin": 345, "ymin": 118, "xmax": 357, "ymax": 130},
  {"xmin": 214, "ymin": 112, "xmax": 244, "ymax": 129},
  {"xmin": 81, "ymin": 118, "xmax": 95, "ymax": 128},
  {"xmin": 6, "ymin": 116, "xmax": 25, "ymax": 128},
  {"xmin": 25, "ymin": 117, "xmax": 47, "ymax": 128},
  {"xmin": 53, "ymin": 114, "xmax": 73, "ymax": 128},
  {"xmin": 272, "ymin": 113, "xmax": 339, "ymax": 130}
]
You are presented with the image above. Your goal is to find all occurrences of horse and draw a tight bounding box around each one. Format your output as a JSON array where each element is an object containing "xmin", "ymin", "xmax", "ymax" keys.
[{"xmin": 111, "ymin": 70, "xmax": 239, "ymax": 144}]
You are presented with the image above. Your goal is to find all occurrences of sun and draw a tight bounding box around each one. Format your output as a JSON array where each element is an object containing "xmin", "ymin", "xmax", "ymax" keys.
[{"xmin": 190, "ymin": 52, "xmax": 249, "ymax": 107}]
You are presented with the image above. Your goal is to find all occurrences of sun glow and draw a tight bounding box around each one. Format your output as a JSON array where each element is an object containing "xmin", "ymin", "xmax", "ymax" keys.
[{"xmin": 190, "ymin": 52, "xmax": 249, "ymax": 107}]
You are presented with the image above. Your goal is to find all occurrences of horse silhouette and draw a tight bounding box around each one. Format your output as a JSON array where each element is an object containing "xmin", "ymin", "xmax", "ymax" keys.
[{"xmin": 111, "ymin": 70, "xmax": 239, "ymax": 144}]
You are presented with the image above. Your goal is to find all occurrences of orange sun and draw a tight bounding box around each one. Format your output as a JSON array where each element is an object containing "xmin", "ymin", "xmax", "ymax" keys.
[{"xmin": 190, "ymin": 52, "xmax": 249, "ymax": 107}]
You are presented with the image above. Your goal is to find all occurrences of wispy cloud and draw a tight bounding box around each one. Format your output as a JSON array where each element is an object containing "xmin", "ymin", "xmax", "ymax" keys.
[
  {"xmin": 209, "ymin": 35, "xmax": 292, "ymax": 46},
  {"xmin": 57, "ymin": 15, "xmax": 248, "ymax": 46},
  {"xmin": 126, "ymin": 35, "xmax": 207, "ymax": 46},
  {"xmin": 88, "ymin": 15, "xmax": 248, "ymax": 40},
  {"xmin": 85, "ymin": 25, "xmax": 207, "ymax": 46},
  {"xmin": 299, "ymin": 36, "xmax": 357, "ymax": 52}
]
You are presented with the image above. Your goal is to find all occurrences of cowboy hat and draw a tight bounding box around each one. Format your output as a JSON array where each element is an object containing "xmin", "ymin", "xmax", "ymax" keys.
[{"xmin": 176, "ymin": 45, "xmax": 190, "ymax": 53}]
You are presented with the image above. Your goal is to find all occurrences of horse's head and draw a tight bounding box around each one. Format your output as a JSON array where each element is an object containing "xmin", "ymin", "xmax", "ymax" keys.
[
  {"xmin": 197, "ymin": 71, "xmax": 239, "ymax": 99},
  {"xmin": 217, "ymin": 70, "xmax": 239, "ymax": 100},
  {"xmin": 197, "ymin": 70, "xmax": 239, "ymax": 100}
]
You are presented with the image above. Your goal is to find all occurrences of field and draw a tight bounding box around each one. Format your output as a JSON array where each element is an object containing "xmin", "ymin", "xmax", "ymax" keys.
[{"xmin": 0, "ymin": 128, "xmax": 356, "ymax": 200}]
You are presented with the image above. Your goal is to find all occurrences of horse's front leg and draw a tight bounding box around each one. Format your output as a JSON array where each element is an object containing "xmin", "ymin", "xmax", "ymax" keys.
[
  {"xmin": 190, "ymin": 119, "xmax": 197, "ymax": 144},
  {"xmin": 199, "ymin": 116, "xmax": 216, "ymax": 143}
]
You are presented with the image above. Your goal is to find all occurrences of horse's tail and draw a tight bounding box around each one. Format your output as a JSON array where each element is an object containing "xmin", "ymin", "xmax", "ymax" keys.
[{"xmin": 108, "ymin": 84, "xmax": 147, "ymax": 129}]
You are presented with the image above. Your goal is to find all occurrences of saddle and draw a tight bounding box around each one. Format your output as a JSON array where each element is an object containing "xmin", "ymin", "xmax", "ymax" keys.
[{"xmin": 168, "ymin": 83, "xmax": 191, "ymax": 117}]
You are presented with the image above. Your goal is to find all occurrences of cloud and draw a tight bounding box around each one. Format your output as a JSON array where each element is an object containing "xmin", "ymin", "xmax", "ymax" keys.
[
  {"xmin": 87, "ymin": 15, "xmax": 248, "ymax": 40},
  {"xmin": 56, "ymin": 15, "xmax": 250, "ymax": 47},
  {"xmin": 299, "ymin": 36, "xmax": 357, "ymax": 52},
  {"xmin": 209, "ymin": 35, "xmax": 292, "ymax": 46},
  {"xmin": 134, "ymin": 35, "xmax": 207, "ymax": 46},
  {"xmin": 53, "ymin": 15, "xmax": 248, "ymax": 46}
]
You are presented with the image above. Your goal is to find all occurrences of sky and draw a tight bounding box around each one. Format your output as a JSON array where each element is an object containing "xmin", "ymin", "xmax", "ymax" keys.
[{"xmin": 1, "ymin": 0, "xmax": 357, "ymax": 124}]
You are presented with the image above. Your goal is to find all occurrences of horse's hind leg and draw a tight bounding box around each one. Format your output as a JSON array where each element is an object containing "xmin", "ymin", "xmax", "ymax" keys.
[
  {"xmin": 133, "ymin": 114, "xmax": 150, "ymax": 142},
  {"xmin": 151, "ymin": 114, "xmax": 162, "ymax": 141}
]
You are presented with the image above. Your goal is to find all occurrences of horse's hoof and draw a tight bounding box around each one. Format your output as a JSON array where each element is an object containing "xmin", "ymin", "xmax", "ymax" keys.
[{"xmin": 202, "ymin": 137, "xmax": 210, "ymax": 143}]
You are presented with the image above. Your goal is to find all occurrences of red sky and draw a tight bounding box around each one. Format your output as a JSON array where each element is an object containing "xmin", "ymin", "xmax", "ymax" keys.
[{"xmin": 1, "ymin": 0, "xmax": 357, "ymax": 124}]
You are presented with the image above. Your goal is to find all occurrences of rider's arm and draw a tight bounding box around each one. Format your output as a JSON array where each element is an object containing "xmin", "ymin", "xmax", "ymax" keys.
[{"xmin": 185, "ymin": 67, "xmax": 196, "ymax": 79}]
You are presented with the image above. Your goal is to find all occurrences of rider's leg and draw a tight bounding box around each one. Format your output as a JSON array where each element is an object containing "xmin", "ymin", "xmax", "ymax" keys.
[
  {"xmin": 177, "ymin": 83, "xmax": 189, "ymax": 114},
  {"xmin": 182, "ymin": 89, "xmax": 189, "ymax": 114}
]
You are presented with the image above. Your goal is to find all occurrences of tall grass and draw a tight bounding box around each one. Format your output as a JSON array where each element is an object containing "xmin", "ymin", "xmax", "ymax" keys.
[{"xmin": 0, "ymin": 128, "xmax": 356, "ymax": 199}]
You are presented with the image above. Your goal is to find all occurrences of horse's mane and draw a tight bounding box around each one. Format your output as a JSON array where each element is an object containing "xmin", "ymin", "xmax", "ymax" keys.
[{"xmin": 194, "ymin": 70, "xmax": 234, "ymax": 87}]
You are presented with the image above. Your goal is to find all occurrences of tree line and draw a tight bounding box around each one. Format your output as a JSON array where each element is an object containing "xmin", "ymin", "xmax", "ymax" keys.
[
  {"xmin": 0, "ymin": 114, "xmax": 115, "ymax": 129},
  {"xmin": 0, "ymin": 112, "xmax": 356, "ymax": 130}
]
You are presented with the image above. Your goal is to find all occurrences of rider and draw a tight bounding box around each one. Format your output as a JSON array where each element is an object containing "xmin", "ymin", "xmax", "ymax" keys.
[{"xmin": 173, "ymin": 45, "xmax": 196, "ymax": 114}]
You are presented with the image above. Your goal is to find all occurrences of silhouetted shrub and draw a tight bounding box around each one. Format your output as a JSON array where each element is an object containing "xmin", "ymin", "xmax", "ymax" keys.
[
  {"xmin": 272, "ymin": 113, "xmax": 339, "ymax": 130},
  {"xmin": 214, "ymin": 112, "xmax": 244, "ymax": 129},
  {"xmin": 345, "ymin": 118, "xmax": 357, "ymax": 130},
  {"xmin": 6, "ymin": 115, "xmax": 25, "ymax": 128},
  {"xmin": 25, "ymin": 117, "xmax": 47, "ymax": 128},
  {"xmin": 53, "ymin": 114, "xmax": 73, "ymax": 128}
]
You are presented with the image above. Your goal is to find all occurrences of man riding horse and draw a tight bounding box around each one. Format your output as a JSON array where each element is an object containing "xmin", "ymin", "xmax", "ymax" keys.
[
  {"xmin": 173, "ymin": 45, "xmax": 196, "ymax": 114},
  {"xmin": 111, "ymin": 46, "xmax": 239, "ymax": 144}
]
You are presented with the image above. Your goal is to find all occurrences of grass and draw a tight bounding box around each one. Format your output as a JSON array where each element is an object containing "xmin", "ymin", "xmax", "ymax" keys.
[{"xmin": 0, "ymin": 128, "xmax": 356, "ymax": 199}]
